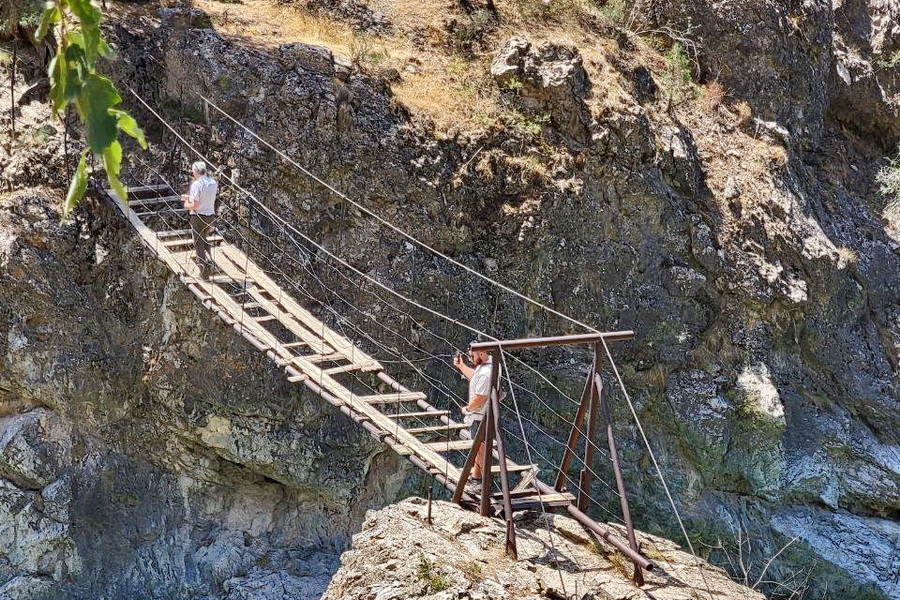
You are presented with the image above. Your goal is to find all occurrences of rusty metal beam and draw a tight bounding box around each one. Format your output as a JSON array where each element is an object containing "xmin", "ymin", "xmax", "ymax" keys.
[
  {"xmin": 577, "ymin": 374, "xmax": 600, "ymax": 511},
  {"xmin": 555, "ymin": 344, "xmax": 601, "ymax": 491},
  {"xmin": 533, "ymin": 480, "xmax": 656, "ymax": 572},
  {"xmin": 489, "ymin": 350, "xmax": 517, "ymax": 558},
  {"xmin": 452, "ymin": 415, "xmax": 487, "ymax": 503},
  {"xmin": 597, "ymin": 373, "xmax": 644, "ymax": 585},
  {"xmin": 469, "ymin": 331, "xmax": 634, "ymax": 352}
]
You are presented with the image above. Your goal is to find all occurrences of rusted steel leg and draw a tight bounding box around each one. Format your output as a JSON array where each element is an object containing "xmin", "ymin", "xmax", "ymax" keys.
[
  {"xmin": 491, "ymin": 390, "xmax": 517, "ymax": 558},
  {"xmin": 452, "ymin": 416, "xmax": 488, "ymax": 503},
  {"xmin": 534, "ymin": 480, "xmax": 656, "ymax": 572},
  {"xmin": 556, "ymin": 344, "xmax": 601, "ymax": 491},
  {"xmin": 479, "ymin": 400, "xmax": 494, "ymax": 516},
  {"xmin": 479, "ymin": 349, "xmax": 502, "ymax": 517},
  {"xmin": 596, "ymin": 373, "xmax": 644, "ymax": 586},
  {"xmin": 577, "ymin": 375, "xmax": 600, "ymax": 511},
  {"xmin": 554, "ymin": 367, "xmax": 594, "ymax": 491}
]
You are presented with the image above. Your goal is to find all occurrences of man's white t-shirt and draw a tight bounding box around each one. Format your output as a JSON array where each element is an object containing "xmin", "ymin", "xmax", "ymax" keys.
[
  {"xmin": 468, "ymin": 359, "xmax": 494, "ymax": 419},
  {"xmin": 189, "ymin": 175, "xmax": 218, "ymax": 216}
]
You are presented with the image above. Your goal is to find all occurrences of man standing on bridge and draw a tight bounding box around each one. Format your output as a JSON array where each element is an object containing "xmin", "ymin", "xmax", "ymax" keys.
[
  {"xmin": 181, "ymin": 161, "xmax": 218, "ymax": 281},
  {"xmin": 454, "ymin": 345, "xmax": 494, "ymax": 493}
]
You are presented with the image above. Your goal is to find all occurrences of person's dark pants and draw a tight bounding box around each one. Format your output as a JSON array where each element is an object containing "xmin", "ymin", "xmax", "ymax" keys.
[{"xmin": 190, "ymin": 213, "xmax": 215, "ymax": 269}]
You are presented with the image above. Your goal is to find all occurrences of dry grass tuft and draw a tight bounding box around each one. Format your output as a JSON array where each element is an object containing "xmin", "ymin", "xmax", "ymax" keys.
[
  {"xmin": 702, "ymin": 81, "xmax": 725, "ymax": 111},
  {"xmin": 734, "ymin": 100, "xmax": 752, "ymax": 126}
]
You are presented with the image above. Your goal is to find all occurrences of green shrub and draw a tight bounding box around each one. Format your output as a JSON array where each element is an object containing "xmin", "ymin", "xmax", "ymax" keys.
[
  {"xmin": 662, "ymin": 42, "xmax": 697, "ymax": 105},
  {"xmin": 417, "ymin": 554, "xmax": 451, "ymax": 592},
  {"xmin": 877, "ymin": 49, "xmax": 900, "ymax": 69},
  {"xmin": 596, "ymin": 0, "xmax": 629, "ymax": 25}
]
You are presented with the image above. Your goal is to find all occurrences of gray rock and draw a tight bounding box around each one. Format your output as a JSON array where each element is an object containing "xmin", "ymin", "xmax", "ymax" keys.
[{"xmin": 491, "ymin": 37, "xmax": 593, "ymax": 142}]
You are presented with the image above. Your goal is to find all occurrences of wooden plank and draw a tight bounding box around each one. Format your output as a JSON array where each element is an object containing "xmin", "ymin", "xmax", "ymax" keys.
[
  {"xmin": 136, "ymin": 208, "xmax": 187, "ymax": 216},
  {"xmin": 323, "ymin": 363, "xmax": 363, "ymax": 376},
  {"xmin": 218, "ymin": 244, "xmax": 381, "ymax": 371},
  {"xmin": 407, "ymin": 423, "xmax": 468, "ymax": 435},
  {"xmin": 426, "ymin": 439, "xmax": 474, "ymax": 452},
  {"xmin": 120, "ymin": 184, "xmax": 174, "ymax": 196},
  {"xmin": 510, "ymin": 492, "xmax": 575, "ymax": 504},
  {"xmin": 254, "ymin": 315, "xmax": 277, "ymax": 323},
  {"xmin": 491, "ymin": 464, "xmax": 536, "ymax": 474},
  {"xmin": 282, "ymin": 341, "xmax": 308, "ymax": 349},
  {"xmin": 157, "ymin": 228, "xmax": 194, "ymax": 238},
  {"xmin": 357, "ymin": 392, "xmax": 427, "ymax": 403},
  {"xmin": 391, "ymin": 410, "xmax": 451, "ymax": 419},
  {"xmin": 213, "ymin": 250, "xmax": 333, "ymax": 355},
  {"xmin": 162, "ymin": 235, "xmax": 224, "ymax": 247},
  {"xmin": 287, "ymin": 374, "xmax": 307, "ymax": 383},
  {"xmin": 305, "ymin": 353, "xmax": 344, "ymax": 363},
  {"xmin": 131, "ymin": 195, "xmax": 181, "ymax": 208}
]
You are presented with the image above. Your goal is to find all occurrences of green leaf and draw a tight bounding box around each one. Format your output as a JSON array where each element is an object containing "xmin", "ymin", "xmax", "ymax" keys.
[
  {"xmin": 103, "ymin": 139, "xmax": 122, "ymax": 175},
  {"xmin": 105, "ymin": 170, "xmax": 128, "ymax": 206},
  {"xmin": 110, "ymin": 109, "xmax": 147, "ymax": 149},
  {"xmin": 103, "ymin": 140, "xmax": 126, "ymax": 202},
  {"xmin": 35, "ymin": 3, "xmax": 61, "ymax": 41},
  {"xmin": 47, "ymin": 54, "xmax": 67, "ymax": 113},
  {"xmin": 68, "ymin": 0, "xmax": 101, "ymax": 27},
  {"xmin": 63, "ymin": 151, "xmax": 89, "ymax": 219},
  {"xmin": 76, "ymin": 73, "xmax": 121, "ymax": 153}
]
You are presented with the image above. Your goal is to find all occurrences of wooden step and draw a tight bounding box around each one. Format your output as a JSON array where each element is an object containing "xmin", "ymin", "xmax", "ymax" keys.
[
  {"xmin": 156, "ymin": 228, "xmax": 195, "ymax": 238},
  {"xmin": 131, "ymin": 195, "xmax": 181, "ymax": 208},
  {"xmin": 282, "ymin": 341, "xmax": 308, "ymax": 349},
  {"xmin": 124, "ymin": 184, "xmax": 175, "ymax": 197},
  {"xmin": 406, "ymin": 423, "xmax": 468, "ymax": 435},
  {"xmin": 426, "ymin": 439, "xmax": 475, "ymax": 452},
  {"xmin": 324, "ymin": 363, "xmax": 363, "ymax": 375},
  {"xmin": 490, "ymin": 463, "xmax": 536, "ymax": 475},
  {"xmin": 390, "ymin": 410, "xmax": 450, "ymax": 420},
  {"xmin": 305, "ymin": 352, "xmax": 344, "ymax": 364},
  {"xmin": 356, "ymin": 392, "xmax": 427, "ymax": 404},
  {"xmin": 254, "ymin": 315, "xmax": 277, "ymax": 323},
  {"xmin": 135, "ymin": 208, "xmax": 187, "ymax": 216},
  {"xmin": 508, "ymin": 492, "xmax": 575, "ymax": 510},
  {"xmin": 161, "ymin": 235, "xmax": 224, "ymax": 247}
]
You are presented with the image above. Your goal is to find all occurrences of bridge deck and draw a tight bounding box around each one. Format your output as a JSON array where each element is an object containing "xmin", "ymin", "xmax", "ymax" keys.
[{"xmin": 107, "ymin": 186, "xmax": 575, "ymax": 513}]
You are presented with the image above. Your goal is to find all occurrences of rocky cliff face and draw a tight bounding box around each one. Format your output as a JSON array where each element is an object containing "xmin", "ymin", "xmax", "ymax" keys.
[{"xmin": 1, "ymin": 0, "xmax": 898, "ymax": 598}]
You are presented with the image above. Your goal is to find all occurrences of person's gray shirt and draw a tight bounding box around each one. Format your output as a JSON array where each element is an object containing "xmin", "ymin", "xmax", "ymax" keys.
[{"xmin": 189, "ymin": 175, "xmax": 217, "ymax": 216}]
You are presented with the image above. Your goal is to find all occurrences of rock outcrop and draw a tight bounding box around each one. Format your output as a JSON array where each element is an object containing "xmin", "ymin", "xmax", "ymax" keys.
[{"xmin": 323, "ymin": 498, "xmax": 767, "ymax": 600}]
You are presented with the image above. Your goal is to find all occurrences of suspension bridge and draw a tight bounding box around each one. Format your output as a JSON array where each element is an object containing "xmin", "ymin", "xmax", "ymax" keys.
[{"xmin": 96, "ymin": 82, "xmax": 716, "ymax": 588}]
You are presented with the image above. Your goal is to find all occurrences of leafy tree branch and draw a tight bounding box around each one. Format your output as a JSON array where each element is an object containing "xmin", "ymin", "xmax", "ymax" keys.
[{"xmin": 36, "ymin": 0, "xmax": 145, "ymax": 217}]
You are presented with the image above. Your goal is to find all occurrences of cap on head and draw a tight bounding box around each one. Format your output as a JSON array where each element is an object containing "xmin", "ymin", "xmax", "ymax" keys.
[{"xmin": 191, "ymin": 161, "xmax": 207, "ymax": 176}]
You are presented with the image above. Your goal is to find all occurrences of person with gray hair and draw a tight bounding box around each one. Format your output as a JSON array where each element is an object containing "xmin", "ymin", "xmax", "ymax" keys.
[{"xmin": 181, "ymin": 161, "xmax": 218, "ymax": 280}]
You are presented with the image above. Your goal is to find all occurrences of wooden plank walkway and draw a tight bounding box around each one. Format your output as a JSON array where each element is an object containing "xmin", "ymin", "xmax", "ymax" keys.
[{"xmin": 106, "ymin": 186, "xmax": 576, "ymax": 513}]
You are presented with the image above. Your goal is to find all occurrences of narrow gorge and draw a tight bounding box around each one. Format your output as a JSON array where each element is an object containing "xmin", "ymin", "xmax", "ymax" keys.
[{"xmin": 0, "ymin": 0, "xmax": 898, "ymax": 598}]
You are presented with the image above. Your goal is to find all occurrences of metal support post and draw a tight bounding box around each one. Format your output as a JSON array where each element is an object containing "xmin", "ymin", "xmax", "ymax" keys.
[
  {"xmin": 452, "ymin": 413, "xmax": 488, "ymax": 504},
  {"xmin": 490, "ymin": 368, "xmax": 517, "ymax": 558},
  {"xmin": 556, "ymin": 344, "xmax": 601, "ymax": 491},
  {"xmin": 578, "ymin": 371, "xmax": 600, "ymax": 511},
  {"xmin": 596, "ymin": 373, "xmax": 644, "ymax": 585},
  {"xmin": 478, "ymin": 352, "xmax": 498, "ymax": 516}
]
